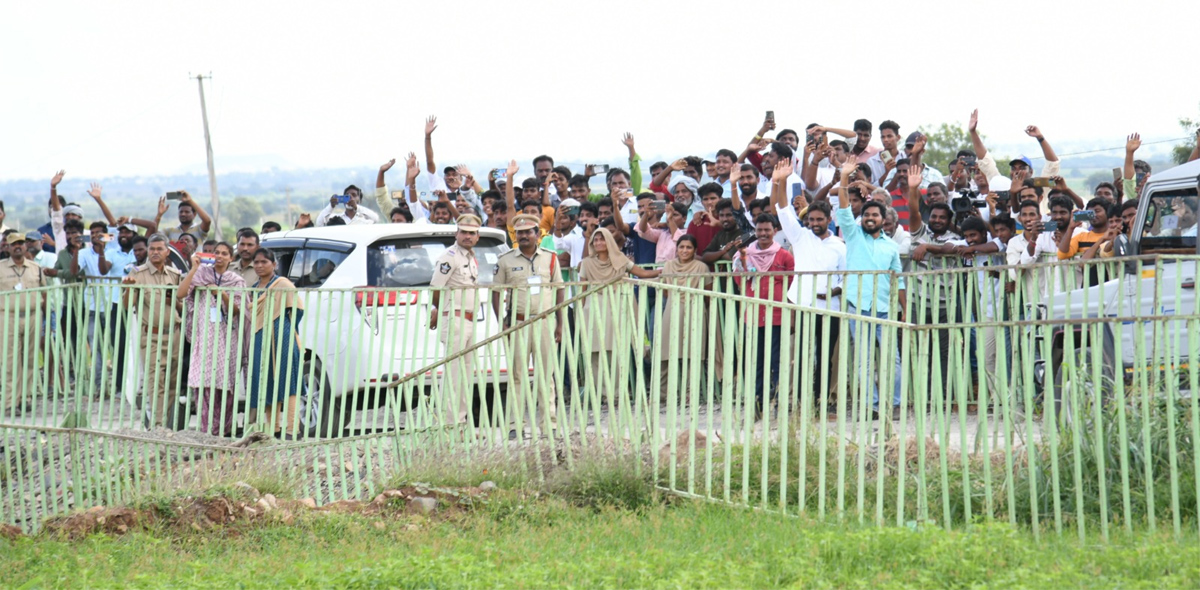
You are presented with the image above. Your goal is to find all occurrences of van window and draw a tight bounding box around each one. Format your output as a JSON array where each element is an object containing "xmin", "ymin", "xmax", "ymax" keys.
[
  {"xmin": 292, "ymin": 248, "xmax": 351, "ymax": 288},
  {"xmin": 1140, "ymin": 188, "xmax": 1199, "ymax": 252},
  {"xmin": 367, "ymin": 237, "xmax": 507, "ymax": 287}
]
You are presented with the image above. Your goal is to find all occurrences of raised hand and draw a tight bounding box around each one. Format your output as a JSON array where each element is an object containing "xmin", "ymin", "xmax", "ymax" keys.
[
  {"xmin": 669, "ymin": 158, "xmax": 688, "ymax": 172},
  {"xmin": 969, "ymin": 109, "xmax": 978, "ymax": 133},
  {"xmin": 115, "ymin": 216, "xmax": 130, "ymax": 226},
  {"xmin": 911, "ymin": 133, "xmax": 927, "ymax": 157},
  {"xmin": 1052, "ymin": 175, "xmax": 1067, "ymax": 190},
  {"xmin": 840, "ymin": 158, "xmax": 857, "ymax": 178},
  {"xmin": 433, "ymin": 190, "xmax": 449, "ymax": 202},
  {"xmin": 51, "ymin": 170, "xmax": 65, "ymax": 187},
  {"xmin": 1126, "ymin": 133, "xmax": 1142, "ymax": 153},
  {"xmin": 771, "ymin": 160, "xmax": 792, "ymax": 182},
  {"xmin": 87, "ymin": 183, "xmax": 102, "ymax": 200},
  {"xmin": 621, "ymin": 132, "xmax": 635, "ymax": 150},
  {"xmin": 456, "ymin": 164, "xmax": 473, "ymax": 179},
  {"xmin": 907, "ymin": 163, "xmax": 924, "ymax": 188},
  {"xmin": 157, "ymin": 196, "xmax": 169, "ymax": 218},
  {"xmin": 505, "ymin": 159, "xmax": 519, "ymax": 178},
  {"xmin": 380, "ymin": 159, "xmax": 396, "ymax": 173},
  {"xmin": 424, "ymin": 115, "xmax": 438, "ymax": 136},
  {"xmin": 1025, "ymin": 125, "xmax": 1044, "ymax": 140},
  {"xmin": 405, "ymin": 152, "xmax": 419, "ymax": 182},
  {"xmin": 746, "ymin": 138, "xmax": 766, "ymax": 153}
]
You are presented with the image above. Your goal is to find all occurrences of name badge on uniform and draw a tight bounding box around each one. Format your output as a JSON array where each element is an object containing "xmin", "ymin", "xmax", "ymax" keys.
[
  {"xmin": 527, "ymin": 275, "xmax": 542, "ymax": 295},
  {"xmin": 209, "ymin": 306, "xmax": 223, "ymax": 324}
]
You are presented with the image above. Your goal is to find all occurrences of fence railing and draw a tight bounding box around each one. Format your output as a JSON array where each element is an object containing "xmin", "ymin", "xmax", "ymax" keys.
[{"xmin": 2, "ymin": 254, "xmax": 1199, "ymax": 539}]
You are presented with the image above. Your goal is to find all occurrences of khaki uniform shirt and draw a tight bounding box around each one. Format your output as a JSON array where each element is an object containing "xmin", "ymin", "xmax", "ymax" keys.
[
  {"xmin": 494, "ymin": 246, "xmax": 562, "ymax": 318},
  {"xmin": 0, "ymin": 258, "xmax": 47, "ymax": 313},
  {"xmin": 430, "ymin": 245, "xmax": 479, "ymax": 314},
  {"xmin": 126, "ymin": 263, "xmax": 184, "ymax": 331},
  {"xmin": 232, "ymin": 258, "xmax": 258, "ymax": 286}
]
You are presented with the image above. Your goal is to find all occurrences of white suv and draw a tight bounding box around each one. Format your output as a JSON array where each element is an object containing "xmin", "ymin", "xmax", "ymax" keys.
[{"xmin": 259, "ymin": 223, "xmax": 514, "ymax": 436}]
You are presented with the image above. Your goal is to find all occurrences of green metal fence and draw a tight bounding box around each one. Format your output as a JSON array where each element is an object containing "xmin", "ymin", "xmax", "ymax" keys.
[{"xmin": 2, "ymin": 254, "xmax": 1199, "ymax": 539}]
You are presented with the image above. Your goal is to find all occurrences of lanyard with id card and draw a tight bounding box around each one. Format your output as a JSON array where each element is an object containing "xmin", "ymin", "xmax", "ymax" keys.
[
  {"xmin": 209, "ymin": 269, "xmax": 225, "ymax": 323},
  {"xmin": 527, "ymin": 275, "xmax": 542, "ymax": 295}
]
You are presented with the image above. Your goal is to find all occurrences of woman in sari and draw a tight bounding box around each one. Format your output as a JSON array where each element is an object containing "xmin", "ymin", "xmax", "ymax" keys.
[
  {"xmin": 176, "ymin": 243, "xmax": 247, "ymax": 436},
  {"xmin": 242, "ymin": 248, "xmax": 305, "ymax": 439},
  {"xmin": 655, "ymin": 234, "xmax": 710, "ymax": 402},
  {"xmin": 577, "ymin": 224, "xmax": 660, "ymax": 406}
]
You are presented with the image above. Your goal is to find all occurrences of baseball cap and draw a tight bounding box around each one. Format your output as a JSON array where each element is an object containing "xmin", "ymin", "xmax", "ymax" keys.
[
  {"xmin": 24, "ymin": 231, "xmax": 42, "ymax": 242},
  {"xmin": 1009, "ymin": 156, "xmax": 1033, "ymax": 169},
  {"xmin": 5, "ymin": 233, "xmax": 26, "ymax": 246},
  {"xmin": 557, "ymin": 198, "xmax": 581, "ymax": 210},
  {"xmin": 904, "ymin": 131, "xmax": 922, "ymax": 147}
]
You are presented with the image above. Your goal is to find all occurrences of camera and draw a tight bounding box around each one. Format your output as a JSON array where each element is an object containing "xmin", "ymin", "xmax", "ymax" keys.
[{"xmin": 950, "ymin": 189, "xmax": 986, "ymax": 214}]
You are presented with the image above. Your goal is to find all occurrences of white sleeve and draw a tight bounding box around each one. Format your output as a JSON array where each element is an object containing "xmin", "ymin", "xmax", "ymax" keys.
[
  {"xmin": 51, "ymin": 208, "xmax": 66, "ymax": 251},
  {"xmin": 315, "ymin": 204, "xmax": 335, "ymax": 227},
  {"xmin": 358, "ymin": 208, "xmax": 379, "ymax": 224},
  {"xmin": 775, "ymin": 204, "xmax": 816, "ymax": 251}
]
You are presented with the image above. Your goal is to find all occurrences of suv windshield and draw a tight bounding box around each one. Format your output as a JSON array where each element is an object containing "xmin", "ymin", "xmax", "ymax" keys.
[
  {"xmin": 1140, "ymin": 188, "xmax": 1199, "ymax": 251},
  {"xmin": 367, "ymin": 236, "xmax": 508, "ymax": 287}
]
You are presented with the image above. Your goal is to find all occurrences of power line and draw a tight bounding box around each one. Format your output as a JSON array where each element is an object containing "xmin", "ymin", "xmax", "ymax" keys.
[{"xmin": 1030, "ymin": 136, "xmax": 1192, "ymax": 161}]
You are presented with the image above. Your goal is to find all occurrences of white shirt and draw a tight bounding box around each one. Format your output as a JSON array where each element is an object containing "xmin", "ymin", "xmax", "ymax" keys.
[
  {"xmin": 551, "ymin": 225, "xmax": 585, "ymax": 268},
  {"xmin": 315, "ymin": 203, "xmax": 379, "ymax": 226},
  {"xmin": 889, "ymin": 225, "xmax": 912, "ymax": 258},
  {"xmin": 776, "ymin": 204, "xmax": 846, "ymax": 310}
]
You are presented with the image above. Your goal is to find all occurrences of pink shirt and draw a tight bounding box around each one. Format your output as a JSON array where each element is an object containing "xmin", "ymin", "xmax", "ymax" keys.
[{"xmin": 640, "ymin": 224, "xmax": 686, "ymax": 263}]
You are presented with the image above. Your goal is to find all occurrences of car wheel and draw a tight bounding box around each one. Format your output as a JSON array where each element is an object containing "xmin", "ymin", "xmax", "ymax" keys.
[{"xmin": 303, "ymin": 358, "xmax": 350, "ymax": 438}]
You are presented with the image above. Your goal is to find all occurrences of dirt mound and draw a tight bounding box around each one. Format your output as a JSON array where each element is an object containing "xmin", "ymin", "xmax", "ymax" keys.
[{"xmin": 39, "ymin": 483, "xmax": 493, "ymax": 539}]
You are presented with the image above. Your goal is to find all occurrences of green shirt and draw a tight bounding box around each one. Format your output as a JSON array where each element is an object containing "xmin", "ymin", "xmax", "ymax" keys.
[{"xmin": 53, "ymin": 249, "xmax": 83, "ymax": 285}]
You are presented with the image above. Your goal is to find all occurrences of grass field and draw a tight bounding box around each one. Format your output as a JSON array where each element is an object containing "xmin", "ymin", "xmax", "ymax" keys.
[{"xmin": 4, "ymin": 491, "xmax": 1199, "ymax": 590}]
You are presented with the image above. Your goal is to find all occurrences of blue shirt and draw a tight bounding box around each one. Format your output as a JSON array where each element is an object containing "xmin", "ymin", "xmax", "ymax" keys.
[
  {"xmin": 76, "ymin": 240, "xmax": 137, "ymax": 310},
  {"xmin": 835, "ymin": 206, "xmax": 904, "ymax": 313}
]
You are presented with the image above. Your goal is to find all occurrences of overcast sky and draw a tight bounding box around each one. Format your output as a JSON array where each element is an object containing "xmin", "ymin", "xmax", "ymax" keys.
[{"xmin": 2, "ymin": 0, "xmax": 1197, "ymax": 181}]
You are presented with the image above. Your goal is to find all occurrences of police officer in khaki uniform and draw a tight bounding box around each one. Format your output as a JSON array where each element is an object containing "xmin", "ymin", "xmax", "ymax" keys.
[
  {"xmin": 0, "ymin": 234, "xmax": 47, "ymax": 417},
  {"xmin": 122, "ymin": 234, "xmax": 184, "ymax": 429},
  {"xmin": 430, "ymin": 214, "xmax": 481, "ymax": 426},
  {"xmin": 492, "ymin": 214, "xmax": 564, "ymax": 436}
]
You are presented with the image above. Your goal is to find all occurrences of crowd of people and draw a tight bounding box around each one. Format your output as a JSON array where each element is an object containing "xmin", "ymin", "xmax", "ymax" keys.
[{"xmin": 2, "ymin": 109, "xmax": 1197, "ymax": 430}]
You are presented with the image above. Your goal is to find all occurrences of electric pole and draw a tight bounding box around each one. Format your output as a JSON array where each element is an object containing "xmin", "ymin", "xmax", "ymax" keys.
[
  {"xmin": 284, "ymin": 187, "xmax": 293, "ymax": 227},
  {"xmin": 193, "ymin": 73, "xmax": 222, "ymax": 240}
]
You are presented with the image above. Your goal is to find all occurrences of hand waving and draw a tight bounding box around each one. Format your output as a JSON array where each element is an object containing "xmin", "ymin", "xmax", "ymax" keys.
[
  {"xmin": 380, "ymin": 159, "xmax": 396, "ymax": 173},
  {"xmin": 88, "ymin": 183, "xmax": 103, "ymax": 200},
  {"xmin": 405, "ymin": 152, "xmax": 419, "ymax": 182},
  {"xmin": 51, "ymin": 170, "xmax": 65, "ymax": 188},
  {"xmin": 1126, "ymin": 133, "xmax": 1142, "ymax": 153},
  {"xmin": 669, "ymin": 158, "xmax": 687, "ymax": 172},
  {"xmin": 621, "ymin": 132, "xmax": 635, "ymax": 150},
  {"xmin": 907, "ymin": 163, "xmax": 924, "ymax": 188},
  {"xmin": 840, "ymin": 158, "xmax": 858, "ymax": 178},
  {"xmin": 968, "ymin": 109, "xmax": 978, "ymax": 133},
  {"xmin": 424, "ymin": 115, "xmax": 438, "ymax": 136},
  {"xmin": 157, "ymin": 196, "xmax": 169, "ymax": 218},
  {"xmin": 772, "ymin": 160, "xmax": 793, "ymax": 182},
  {"xmin": 505, "ymin": 159, "xmax": 519, "ymax": 178}
]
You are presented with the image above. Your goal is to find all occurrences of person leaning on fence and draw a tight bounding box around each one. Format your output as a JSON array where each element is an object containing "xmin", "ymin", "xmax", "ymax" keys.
[
  {"xmin": 1, "ymin": 233, "xmax": 48, "ymax": 417},
  {"xmin": 121, "ymin": 233, "xmax": 184, "ymax": 429},
  {"xmin": 429, "ymin": 214, "xmax": 483, "ymax": 426},
  {"xmin": 655, "ymin": 234, "xmax": 710, "ymax": 403},
  {"xmin": 733, "ymin": 213, "xmax": 795, "ymax": 417},
  {"xmin": 177, "ymin": 243, "xmax": 249, "ymax": 437},
  {"xmin": 492, "ymin": 213, "xmax": 565, "ymax": 437},
  {"xmin": 834, "ymin": 158, "xmax": 905, "ymax": 418},
  {"xmin": 577, "ymin": 224, "xmax": 661, "ymax": 406},
  {"xmin": 241, "ymin": 248, "xmax": 304, "ymax": 439}
]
